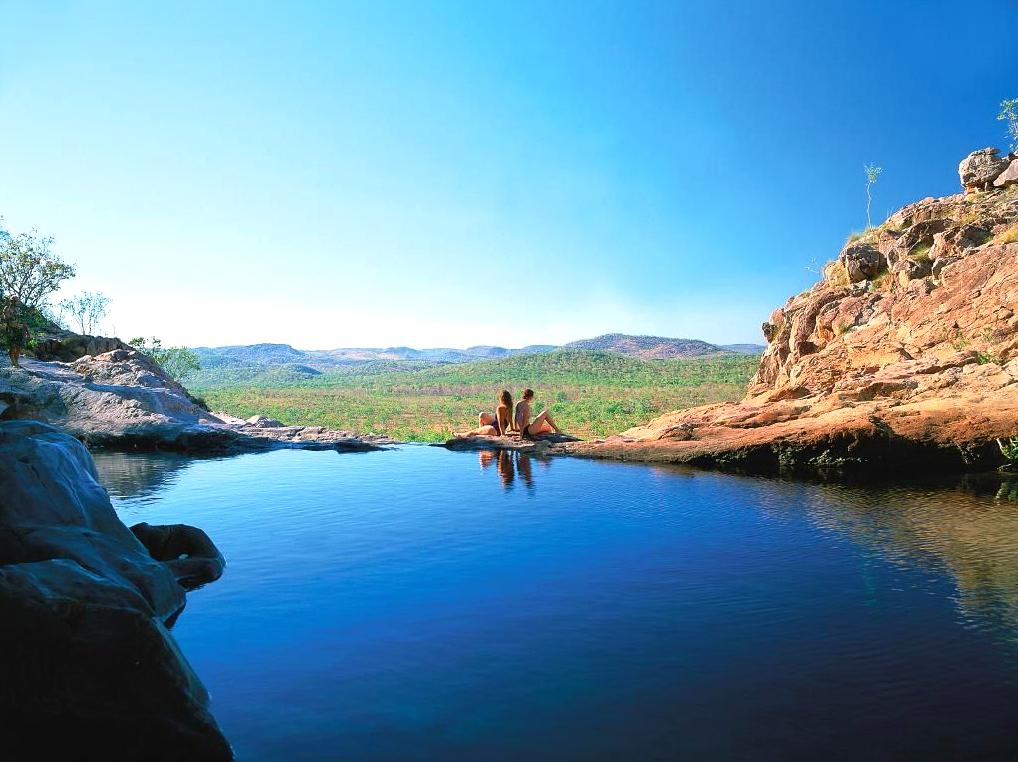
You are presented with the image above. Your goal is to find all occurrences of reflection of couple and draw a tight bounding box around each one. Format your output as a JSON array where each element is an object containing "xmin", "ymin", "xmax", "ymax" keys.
[
  {"xmin": 479, "ymin": 449, "xmax": 540, "ymax": 489},
  {"xmin": 459, "ymin": 388, "xmax": 563, "ymax": 439}
]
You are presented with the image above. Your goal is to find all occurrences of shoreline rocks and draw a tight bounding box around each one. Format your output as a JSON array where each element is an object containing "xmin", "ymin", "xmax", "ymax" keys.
[
  {"xmin": 0, "ymin": 420, "xmax": 232, "ymax": 758},
  {"xmin": 440, "ymin": 432, "xmax": 580, "ymax": 453},
  {"xmin": 0, "ymin": 349, "xmax": 390, "ymax": 454}
]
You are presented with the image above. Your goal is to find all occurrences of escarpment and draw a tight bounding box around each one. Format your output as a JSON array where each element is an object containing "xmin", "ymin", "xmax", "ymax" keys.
[{"xmin": 558, "ymin": 150, "xmax": 1018, "ymax": 473}]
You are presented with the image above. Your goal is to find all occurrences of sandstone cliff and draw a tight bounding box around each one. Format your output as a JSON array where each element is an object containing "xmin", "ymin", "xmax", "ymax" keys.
[{"xmin": 559, "ymin": 152, "xmax": 1018, "ymax": 473}]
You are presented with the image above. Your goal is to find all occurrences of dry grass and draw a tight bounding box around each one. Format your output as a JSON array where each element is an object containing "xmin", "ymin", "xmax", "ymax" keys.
[{"xmin": 992, "ymin": 224, "xmax": 1018, "ymax": 245}]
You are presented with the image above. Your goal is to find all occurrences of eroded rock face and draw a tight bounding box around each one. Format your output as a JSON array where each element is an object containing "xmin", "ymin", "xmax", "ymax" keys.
[
  {"xmin": 0, "ymin": 349, "xmax": 388, "ymax": 452},
  {"xmin": 0, "ymin": 421, "xmax": 232, "ymax": 759},
  {"xmin": 558, "ymin": 172, "xmax": 1018, "ymax": 473}
]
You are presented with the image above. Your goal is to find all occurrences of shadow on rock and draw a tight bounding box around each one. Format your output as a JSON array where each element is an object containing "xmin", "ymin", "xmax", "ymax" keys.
[{"xmin": 0, "ymin": 420, "xmax": 232, "ymax": 759}]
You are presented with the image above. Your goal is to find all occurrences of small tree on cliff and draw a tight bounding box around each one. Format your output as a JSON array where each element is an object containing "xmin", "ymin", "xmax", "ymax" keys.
[
  {"xmin": 864, "ymin": 163, "xmax": 882, "ymax": 229},
  {"xmin": 0, "ymin": 219, "xmax": 76, "ymax": 366},
  {"xmin": 60, "ymin": 291, "xmax": 110, "ymax": 336},
  {"xmin": 999, "ymin": 98, "xmax": 1018, "ymax": 153}
]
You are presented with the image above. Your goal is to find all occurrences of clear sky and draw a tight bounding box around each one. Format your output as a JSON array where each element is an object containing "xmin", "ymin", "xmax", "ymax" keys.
[{"xmin": 1, "ymin": 1, "xmax": 1015, "ymax": 349}]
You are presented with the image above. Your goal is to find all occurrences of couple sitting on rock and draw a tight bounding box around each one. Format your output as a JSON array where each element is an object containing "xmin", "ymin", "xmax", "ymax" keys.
[{"xmin": 459, "ymin": 388, "xmax": 563, "ymax": 439}]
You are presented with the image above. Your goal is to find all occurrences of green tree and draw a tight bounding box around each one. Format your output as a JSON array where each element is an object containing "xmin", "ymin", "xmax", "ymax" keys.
[
  {"xmin": 59, "ymin": 291, "xmax": 110, "ymax": 336},
  {"xmin": 0, "ymin": 219, "xmax": 76, "ymax": 365},
  {"xmin": 864, "ymin": 163, "xmax": 882, "ymax": 229},
  {"xmin": 0, "ymin": 221, "xmax": 76, "ymax": 306},
  {"xmin": 128, "ymin": 336, "xmax": 201, "ymax": 383},
  {"xmin": 999, "ymin": 98, "xmax": 1018, "ymax": 153}
]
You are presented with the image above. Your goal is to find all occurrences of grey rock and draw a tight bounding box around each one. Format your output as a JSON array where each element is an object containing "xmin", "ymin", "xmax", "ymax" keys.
[
  {"xmin": 0, "ymin": 420, "xmax": 185, "ymax": 618},
  {"xmin": 131, "ymin": 522, "xmax": 226, "ymax": 591},
  {"xmin": 0, "ymin": 350, "xmax": 389, "ymax": 453},
  {"xmin": 0, "ymin": 421, "xmax": 232, "ymax": 758},
  {"xmin": 30, "ymin": 324, "xmax": 129, "ymax": 362},
  {"xmin": 245, "ymin": 414, "xmax": 283, "ymax": 428},
  {"xmin": 839, "ymin": 242, "xmax": 884, "ymax": 283},
  {"xmin": 958, "ymin": 147, "xmax": 1009, "ymax": 190}
]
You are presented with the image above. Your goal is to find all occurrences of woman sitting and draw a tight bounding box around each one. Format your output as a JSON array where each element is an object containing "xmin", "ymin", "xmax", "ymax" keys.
[
  {"xmin": 456, "ymin": 389, "xmax": 513, "ymax": 437},
  {"xmin": 514, "ymin": 388, "xmax": 563, "ymax": 439}
]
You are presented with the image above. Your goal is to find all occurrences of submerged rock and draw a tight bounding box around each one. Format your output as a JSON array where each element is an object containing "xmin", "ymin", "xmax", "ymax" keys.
[{"xmin": 0, "ymin": 420, "xmax": 232, "ymax": 758}]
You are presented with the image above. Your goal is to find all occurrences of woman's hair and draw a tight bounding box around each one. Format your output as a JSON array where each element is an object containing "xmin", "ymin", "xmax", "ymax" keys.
[
  {"xmin": 522, "ymin": 388, "xmax": 535, "ymax": 400},
  {"xmin": 498, "ymin": 389, "xmax": 512, "ymax": 408}
]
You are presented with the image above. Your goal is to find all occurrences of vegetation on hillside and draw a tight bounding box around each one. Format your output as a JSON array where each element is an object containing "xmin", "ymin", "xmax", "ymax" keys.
[
  {"xmin": 128, "ymin": 337, "xmax": 202, "ymax": 383},
  {"xmin": 193, "ymin": 350, "xmax": 759, "ymax": 442}
]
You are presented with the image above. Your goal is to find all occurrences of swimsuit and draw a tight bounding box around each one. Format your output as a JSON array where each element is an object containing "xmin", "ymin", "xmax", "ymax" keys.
[{"xmin": 491, "ymin": 413, "xmax": 502, "ymax": 435}]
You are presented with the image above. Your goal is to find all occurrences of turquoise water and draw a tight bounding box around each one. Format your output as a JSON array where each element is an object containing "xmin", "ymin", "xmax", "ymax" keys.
[{"xmin": 95, "ymin": 447, "xmax": 1018, "ymax": 761}]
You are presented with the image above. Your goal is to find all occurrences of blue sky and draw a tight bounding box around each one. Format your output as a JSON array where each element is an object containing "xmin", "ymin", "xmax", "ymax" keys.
[{"xmin": 1, "ymin": 1, "xmax": 1015, "ymax": 349}]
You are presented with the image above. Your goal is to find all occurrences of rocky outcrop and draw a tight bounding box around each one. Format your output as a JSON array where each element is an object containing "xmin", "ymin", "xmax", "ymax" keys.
[
  {"xmin": 557, "ymin": 159, "xmax": 1018, "ymax": 474},
  {"xmin": 0, "ymin": 420, "xmax": 231, "ymax": 759},
  {"xmin": 30, "ymin": 324, "xmax": 129, "ymax": 362},
  {"xmin": 959, "ymin": 147, "xmax": 1012, "ymax": 192},
  {"xmin": 0, "ymin": 349, "xmax": 389, "ymax": 453}
]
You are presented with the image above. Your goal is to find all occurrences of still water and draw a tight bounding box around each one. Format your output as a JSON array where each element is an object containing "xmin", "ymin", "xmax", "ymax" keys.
[{"xmin": 94, "ymin": 446, "xmax": 1018, "ymax": 761}]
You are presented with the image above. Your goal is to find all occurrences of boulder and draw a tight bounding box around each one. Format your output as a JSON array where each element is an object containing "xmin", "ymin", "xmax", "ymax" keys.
[
  {"xmin": 245, "ymin": 414, "xmax": 283, "ymax": 428},
  {"xmin": 993, "ymin": 157, "xmax": 1018, "ymax": 188},
  {"xmin": 0, "ymin": 421, "xmax": 232, "ymax": 758},
  {"xmin": 958, "ymin": 147, "xmax": 1009, "ymax": 191},
  {"xmin": 838, "ymin": 241, "xmax": 883, "ymax": 283},
  {"xmin": 131, "ymin": 522, "xmax": 226, "ymax": 591},
  {"xmin": 0, "ymin": 420, "xmax": 185, "ymax": 619}
]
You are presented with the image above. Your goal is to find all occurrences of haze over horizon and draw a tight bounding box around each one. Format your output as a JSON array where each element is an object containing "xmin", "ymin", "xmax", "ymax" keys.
[{"xmin": 1, "ymin": 1, "xmax": 1016, "ymax": 349}]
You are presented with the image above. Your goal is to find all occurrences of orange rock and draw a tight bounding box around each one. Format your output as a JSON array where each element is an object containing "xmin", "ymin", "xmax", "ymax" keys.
[{"xmin": 556, "ymin": 185, "xmax": 1018, "ymax": 474}]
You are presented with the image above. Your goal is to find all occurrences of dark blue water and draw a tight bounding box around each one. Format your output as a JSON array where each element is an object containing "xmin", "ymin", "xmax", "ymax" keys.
[{"xmin": 94, "ymin": 447, "xmax": 1018, "ymax": 761}]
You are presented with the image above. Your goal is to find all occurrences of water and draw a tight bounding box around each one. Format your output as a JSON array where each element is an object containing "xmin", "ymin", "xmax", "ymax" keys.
[{"xmin": 94, "ymin": 446, "xmax": 1018, "ymax": 761}]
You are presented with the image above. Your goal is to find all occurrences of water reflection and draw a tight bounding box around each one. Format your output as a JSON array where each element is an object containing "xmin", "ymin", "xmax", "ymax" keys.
[
  {"xmin": 803, "ymin": 475, "xmax": 1018, "ymax": 640},
  {"xmin": 478, "ymin": 449, "xmax": 549, "ymax": 491},
  {"xmin": 91, "ymin": 451, "xmax": 198, "ymax": 500}
]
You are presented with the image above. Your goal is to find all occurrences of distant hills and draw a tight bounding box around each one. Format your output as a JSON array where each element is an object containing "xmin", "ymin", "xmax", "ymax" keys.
[
  {"xmin": 193, "ymin": 334, "xmax": 763, "ymax": 373},
  {"xmin": 563, "ymin": 334, "xmax": 748, "ymax": 359}
]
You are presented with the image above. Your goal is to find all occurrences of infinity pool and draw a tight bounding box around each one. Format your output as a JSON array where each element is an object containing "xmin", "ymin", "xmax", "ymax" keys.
[{"xmin": 94, "ymin": 446, "xmax": 1018, "ymax": 760}]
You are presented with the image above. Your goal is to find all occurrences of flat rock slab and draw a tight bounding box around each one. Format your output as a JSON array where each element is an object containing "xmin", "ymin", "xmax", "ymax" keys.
[
  {"xmin": 1, "ymin": 353, "xmax": 391, "ymax": 454},
  {"xmin": 439, "ymin": 433, "xmax": 581, "ymax": 452}
]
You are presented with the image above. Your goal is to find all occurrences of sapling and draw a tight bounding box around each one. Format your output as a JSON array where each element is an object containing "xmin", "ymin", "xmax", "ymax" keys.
[
  {"xmin": 864, "ymin": 163, "xmax": 882, "ymax": 229},
  {"xmin": 999, "ymin": 98, "xmax": 1018, "ymax": 153},
  {"xmin": 60, "ymin": 291, "xmax": 110, "ymax": 336}
]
